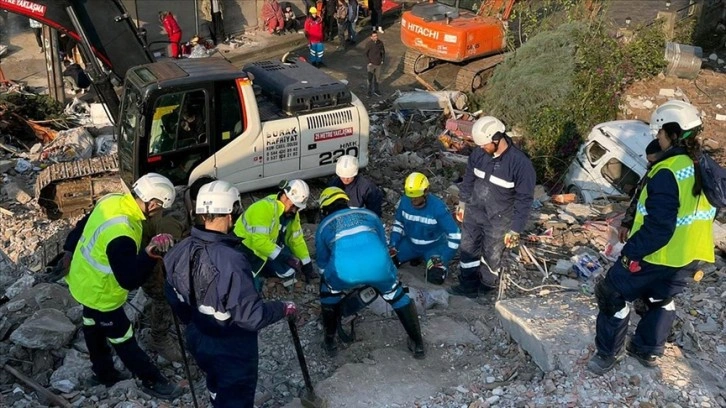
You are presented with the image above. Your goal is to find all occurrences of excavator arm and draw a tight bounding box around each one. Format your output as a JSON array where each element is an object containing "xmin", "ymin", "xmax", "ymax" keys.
[{"xmin": 0, "ymin": 0, "xmax": 154, "ymax": 122}]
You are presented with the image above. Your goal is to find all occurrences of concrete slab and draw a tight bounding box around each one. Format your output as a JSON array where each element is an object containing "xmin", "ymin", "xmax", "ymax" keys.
[
  {"xmin": 495, "ymin": 292, "xmax": 596, "ymax": 374},
  {"xmin": 314, "ymin": 347, "xmax": 457, "ymax": 407},
  {"xmin": 422, "ymin": 316, "xmax": 481, "ymax": 346},
  {"xmin": 495, "ymin": 292, "xmax": 717, "ymax": 401}
]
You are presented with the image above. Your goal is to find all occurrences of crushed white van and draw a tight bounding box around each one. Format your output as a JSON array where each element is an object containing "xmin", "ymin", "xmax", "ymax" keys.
[{"xmin": 564, "ymin": 120, "xmax": 653, "ymax": 203}]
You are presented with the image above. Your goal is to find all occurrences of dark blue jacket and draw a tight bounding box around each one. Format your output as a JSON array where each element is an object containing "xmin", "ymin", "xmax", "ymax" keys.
[
  {"xmin": 459, "ymin": 137, "xmax": 536, "ymax": 232},
  {"xmin": 329, "ymin": 175, "xmax": 384, "ymax": 217},
  {"xmin": 164, "ymin": 227, "xmax": 285, "ymax": 340},
  {"xmin": 621, "ymin": 148, "xmax": 683, "ymax": 261}
]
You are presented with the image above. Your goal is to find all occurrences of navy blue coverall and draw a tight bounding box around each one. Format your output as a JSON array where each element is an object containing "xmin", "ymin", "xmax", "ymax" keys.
[
  {"xmin": 458, "ymin": 137, "xmax": 536, "ymax": 289},
  {"xmin": 164, "ymin": 227, "xmax": 285, "ymax": 408},
  {"xmin": 329, "ymin": 174, "xmax": 384, "ymax": 217}
]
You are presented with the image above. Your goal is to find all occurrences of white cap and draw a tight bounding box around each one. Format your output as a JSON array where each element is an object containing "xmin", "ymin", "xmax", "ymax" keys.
[
  {"xmin": 472, "ymin": 116, "xmax": 506, "ymax": 146},
  {"xmin": 132, "ymin": 173, "xmax": 176, "ymax": 209},
  {"xmin": 284, "ymin": 179, "xmax": 310, "ymax": 209},
  {"xmin": 335, "ymin": 155, "xmax": 359, "ymax": 178},
  {"xmin": 196, "ymin": 180, "xmax": 240, "ymax": 214}
]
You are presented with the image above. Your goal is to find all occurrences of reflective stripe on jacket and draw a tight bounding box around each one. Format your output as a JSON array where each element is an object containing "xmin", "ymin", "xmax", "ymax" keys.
[
  {"xmin": 233, "ymin": 194, "xmax": 310, "ymax": 263},
  {"xmin": 630, "ymin": 154, "xmax": 715, "ymax": 266},
  {"xmin": 66, "ymin": 193, "xmax": 145, "ymax": 311}
]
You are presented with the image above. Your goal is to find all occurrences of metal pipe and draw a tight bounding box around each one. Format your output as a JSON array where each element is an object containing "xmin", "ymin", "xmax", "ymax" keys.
[{"xmin": 194, "ymin": 0, "xmax": 199, "ymax": 34}]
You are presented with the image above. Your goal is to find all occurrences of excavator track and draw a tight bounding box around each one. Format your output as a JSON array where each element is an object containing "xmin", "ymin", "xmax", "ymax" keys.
[
  {"xmin": 35, "ymin": 153, "xmax": 124, "ymax": 220},
  {"xmin": 403, "ymin": 49, "xmax": 435, "ymax": 76},
  {"xmin": 455, "ymin": 54, "xmax": 505, "ymax": 93}
]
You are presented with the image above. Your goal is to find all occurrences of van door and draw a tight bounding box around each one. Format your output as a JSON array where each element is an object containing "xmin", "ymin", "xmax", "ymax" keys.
[{"xmin": 262, "ymin": 118, "xmax": 302, "ymax": 177}]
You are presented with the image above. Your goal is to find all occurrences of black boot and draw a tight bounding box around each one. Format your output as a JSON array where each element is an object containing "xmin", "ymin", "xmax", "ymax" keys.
[
  {"xmin": 394, "ymin": 302, "xmax": 425, "ymax": 359},
  {"xmin": 321, "ymin": 305, "xmax": 339, "ymax": 357}
]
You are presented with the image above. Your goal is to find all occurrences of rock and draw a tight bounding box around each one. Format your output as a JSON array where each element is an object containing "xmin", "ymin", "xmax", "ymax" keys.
[
  {"xmin": 0, "ymin": 159, "xmax": 15, "ymax": 174},
  {"xmin": 659, "ymin": 89, "xmax": 676, "ymax": 97},
  {"xmin": 0, "ymin": 283, "xmax": 77, "ymax": 340},
  {"xmin": 696, "ymin": 317, "xmax": 720, "ymax": 334},
  {"xmin": 559, "ymin": 278, "xmax": 580, "ymax": 290},
  {"xmin": 2, "ymin": 181, "xmax": 33, "ymax": 204},
  {"xmin": 10, "ymin": 308, "xmax": 77, "ymax": 350},
  {"xmin": 6, "ymin": 299, "xmax": 26, "ymax": 312},
  {"xmin": 563, "ymin": 203, "xmax": 595, "ymax": 218},
  {"xmin": 642, "ymin": 100, "xmax": 655, "ymax": 109},
  {"xmin": 109, "ymin": 379, "xmax": 139, "ymax": 399},
  {"xmin": 557, "ymin": 212, "xmax": 577, "ymax": 224},
  {"xmin": 719, "ymin": 59, "xmax": 725, "ymax": 65},
  {"xmin": 553, "ymin": 260, "xmax": 574, "ymax": 276},
  {"xmin": 715, "ymin": 114, "xmax": 726, "ymax": 122},
  {"xmin": 629, "ymin": 374, "xmax": 641, "ymax": 386},
  {"xmin": 544, "ymin": 379, "xmax": 556, "ymax": 394},
  {"xmin": 709, "ymin": 53, "xmax": 718, "ymax": 61},
  {"xmin": 50, "ymin": 348, "xmax": 92, "ymax": 393},
  {"xmin": 66, "ymin": 305, "xmax": 83, "ymax": 324},
  {"xmin": 3, "ymin": 274, "xmax": 35, "ymax": 299}
]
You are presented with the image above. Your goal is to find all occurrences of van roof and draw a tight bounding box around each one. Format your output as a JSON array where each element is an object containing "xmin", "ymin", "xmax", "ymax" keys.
[{"xmin": 593, "ymin": 120, "xmax": 652, "ymax": 159}]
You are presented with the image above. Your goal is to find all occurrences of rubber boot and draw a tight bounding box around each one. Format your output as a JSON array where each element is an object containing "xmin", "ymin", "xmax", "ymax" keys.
[
  {"xmin": 321, "ymin": 304, "xmax": 339, "ymax": 357},
  {"xmin": 394, "ymin": 302, "xmax": 425, "ymax": 359}
]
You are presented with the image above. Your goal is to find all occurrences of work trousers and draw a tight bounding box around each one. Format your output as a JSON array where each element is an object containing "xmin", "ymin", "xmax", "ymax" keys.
[
  {"xmin": 325, "ymin": 14, "xmax": 337, "ymax": 40},
  {"xmin": 595, "ymin": 258, "xmax": 695, "ymax": 357},
  {"xmin": 458, "ymin": 206, "xmax": 509, "ymax": 288},
  {"xmin": 82, "ymin": 305, "xmax": 160, "ymax": 383},
  {"xmin": 309, "ymin": 42, "xmax": 324, "ymax": 63},
  {"xmin": 168, "ymin": 31, "xmax": 182, "ymax": 58},
  {"xmin": 367, "ymin": 63, "xmax": 381, "ymax": 94},
  {"xmin": 211, "ymin": 11, "xmax": 225, "ymax": 44},
  {"xmin": 337, "ymin": 21, "xmax": 348, "ymax": 43},
  {"xmin": 320, "ymin": 275, "xmax": 410, "ymax": 310},
  {"xmin": 395, "ymin": 235, "xmax": 455, "ymax": 267},
  {"xmin": 370, "ymin": 5, "xmax": 382, "ymax": 29},
  {"xmin": 186, "ymin": 324, "xmax": 258, "ymax": 408}
]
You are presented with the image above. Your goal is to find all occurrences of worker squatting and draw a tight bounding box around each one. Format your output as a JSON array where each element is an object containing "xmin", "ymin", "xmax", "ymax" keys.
[{"xmin": 60, "ymin": 104, "xmax": 716, "ymax": 407}]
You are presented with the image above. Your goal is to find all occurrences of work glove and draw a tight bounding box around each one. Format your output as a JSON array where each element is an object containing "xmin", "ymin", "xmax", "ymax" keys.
[
  {"xmin": 301, "ymin": 262, "xmax": 320, "ymax": 283},
  {"xmin": 621, "ymin": 255, "xmax": 641, "ymax": 273},
  {"xmin": 283, "ymin": 301, "xmax": 298, "ymax": 317},
  {"xmin": 503, "ymin": 230, "xmax": 520, "ymax": 249},
  {"xmin": 455, "ymin": 202, "xmax": 465, "ymax": 223},
  {"xmin": 388, "ymin": 247, "xmax": 398, "ymax": 258},
  {"xmin": 146, "ymin": 233, "xmax": 175, "ymax": 259},
  {"xmin": 618, "ymin": 226, "xmax": 630, "ymax": 243},
  {"xmin": 60, "ymin": 250, "xmax": 73, "ymax": 273}
]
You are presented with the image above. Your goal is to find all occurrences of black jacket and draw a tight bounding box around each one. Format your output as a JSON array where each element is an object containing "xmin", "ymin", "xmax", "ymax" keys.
[
  {"xmin": 365, "ymin": 39, "xmax": 385, "ymax": 66},
  {"xmin": 329, "ymin": 174, "xmax": 384, "ymax": 217}
]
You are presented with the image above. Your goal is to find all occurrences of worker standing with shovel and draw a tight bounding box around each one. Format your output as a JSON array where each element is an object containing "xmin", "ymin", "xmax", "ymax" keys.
[{"xmin": 164, "ymin": 180, "xmax": 297, "ymax": 407}]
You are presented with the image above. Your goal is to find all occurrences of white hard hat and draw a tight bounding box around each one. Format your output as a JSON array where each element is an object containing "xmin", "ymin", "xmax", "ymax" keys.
[
  {"xmin": 133, "ymin": 173, "xmax": 176, "ymax": 209},
  {"xmin": 284, "ymin": 179, "xmax": 310, "ymax": 209},
  {"xmin": 471, "ymin": 116, "xmax": 506, "ymax": 146},
  {"xmin": 650, "ymin": 100, "xmax": 703, "ymax": 138},
  {"xmin": 196, "ymin": 180, "xmax": 240, "ymax": 215},
  {"xmin": 336, "ymin": 155, "xmax": 359, "ymax": 178}
]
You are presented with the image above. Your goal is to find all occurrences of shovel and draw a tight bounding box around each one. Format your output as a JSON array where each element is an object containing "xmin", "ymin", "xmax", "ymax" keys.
[{"xmin": 287, "ymin": 316, "xmax": 325, "ymax": 408}]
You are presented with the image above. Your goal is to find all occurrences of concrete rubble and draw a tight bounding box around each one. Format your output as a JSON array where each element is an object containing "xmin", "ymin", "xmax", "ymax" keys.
[{"xmin": 0, "ymin": 71, "xmax": 725, "ymax": 408}]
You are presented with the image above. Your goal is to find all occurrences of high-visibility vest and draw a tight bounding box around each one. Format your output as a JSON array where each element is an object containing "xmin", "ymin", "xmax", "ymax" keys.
[
  {"xmin": 233, "ymin": 194, "xmax": 310, "ymax": 263},
  {"xmin": 630, "ymin": 154, "xmax": 715, "ymax": 267},
  {"xmin": 66, "ymin": 193, "xmax": 145, "ymax": 311}
]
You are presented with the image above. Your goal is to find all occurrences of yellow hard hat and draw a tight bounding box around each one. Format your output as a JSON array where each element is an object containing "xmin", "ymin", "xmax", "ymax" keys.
[
  {"xmin": 309, "ymin": 6, "xmax": 318, "ymax": 14},
  {"xmin": 404, "ymin": 172, "xmax": 429, "ymax": 198},
  {"xmin": 318, "ymin": 187, "xmax": 349, "ymax": 208}
]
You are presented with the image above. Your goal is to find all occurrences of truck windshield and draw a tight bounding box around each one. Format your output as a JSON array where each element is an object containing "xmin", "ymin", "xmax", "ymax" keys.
[
  {"xmin": 118, "ymin": 83, "xmax": 142, "ymax": 180},
  {"xmin": 437, "ymin": 0, "xmax": 481, "ymax": 12}
]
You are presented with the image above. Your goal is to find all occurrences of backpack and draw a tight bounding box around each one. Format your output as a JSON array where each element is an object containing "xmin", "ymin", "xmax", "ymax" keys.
[
  {"xmin": 698, "ymin": 152, "xmax": 726, "ymax": 208},
  {"xmin": 335, "ymin": 4, "xmax": 348, "ymax": 20}
]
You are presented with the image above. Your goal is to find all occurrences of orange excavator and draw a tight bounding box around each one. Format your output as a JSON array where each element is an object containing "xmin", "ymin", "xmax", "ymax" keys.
[{"xmin": 401, "ymin": 0, "xmax": 516, "ymax": 92}]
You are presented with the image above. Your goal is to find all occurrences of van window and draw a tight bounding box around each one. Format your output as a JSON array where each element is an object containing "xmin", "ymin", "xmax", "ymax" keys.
[
  {"xmin": 587, "ymin": 141, "xmax": 608, "ymax": 165},
  {"xmin": 601, "ymin": 158, "xmax": 639, "ymax": 196}
]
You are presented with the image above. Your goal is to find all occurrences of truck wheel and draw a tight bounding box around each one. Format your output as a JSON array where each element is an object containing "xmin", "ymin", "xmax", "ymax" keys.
[{"xmin": 567, "ymin": 185, "xmax": 584, "ymax": 204}]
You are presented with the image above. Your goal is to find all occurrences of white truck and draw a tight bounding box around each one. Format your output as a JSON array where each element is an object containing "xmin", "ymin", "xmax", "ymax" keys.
[{"xmin": 564, "ymin": 120, "xmax": 652, "ymax": 203}]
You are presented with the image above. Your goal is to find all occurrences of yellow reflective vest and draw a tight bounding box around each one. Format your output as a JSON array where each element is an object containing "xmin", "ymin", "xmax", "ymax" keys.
[
  {"xmin": 66, "ymin": 193, "xmax": 145, "ymax": 311},
  {"xmin": 233, "ymin": 194, "xmax": 310, "ymax": 264},
  {"xmin": 630, "ymin": 154, "xmax": 715, "ymax": 267}
]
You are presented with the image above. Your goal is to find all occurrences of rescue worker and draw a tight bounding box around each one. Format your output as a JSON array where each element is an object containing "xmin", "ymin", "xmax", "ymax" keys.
[
  {"xmin": 618, "ymin": 139, "xmax": 663, "ymax": 243},
  {"xmin": 449, "ymin": 116, "xmax": 536, "ymax": 298},
  {"xmin": 63, "ymin": 173, "xmax": 182, "ymax": 399},
  {"xmin": 316, "ymin": 187, "xmax": 425, "ymax": 358},
  {"xmin": 389, "ymin": 172, "xmax": 461, "ymax": 285},
  {"xmin": 588, "ymin": 100, "xmax": 716, "ymax": 375},
  {"xmin": 328, "ymin": 154, "xmax": 383, "ymax": 217},
  {"xmin": 233, "ymin": 179, "xmax": 318, "ymax": 283},
  {"xmin": 165, "ymin": 180, "xmax": 296, "ymax": 407}
]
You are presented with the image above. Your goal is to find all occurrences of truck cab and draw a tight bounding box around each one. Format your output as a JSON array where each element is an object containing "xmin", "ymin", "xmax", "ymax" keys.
[
  {"xmin": 564, "ymin": 120, "xmax": 652, "ymax": 203},
  {"xmin": 117, "ymin": 58, "xmax": 369, "ymax": 192}
]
